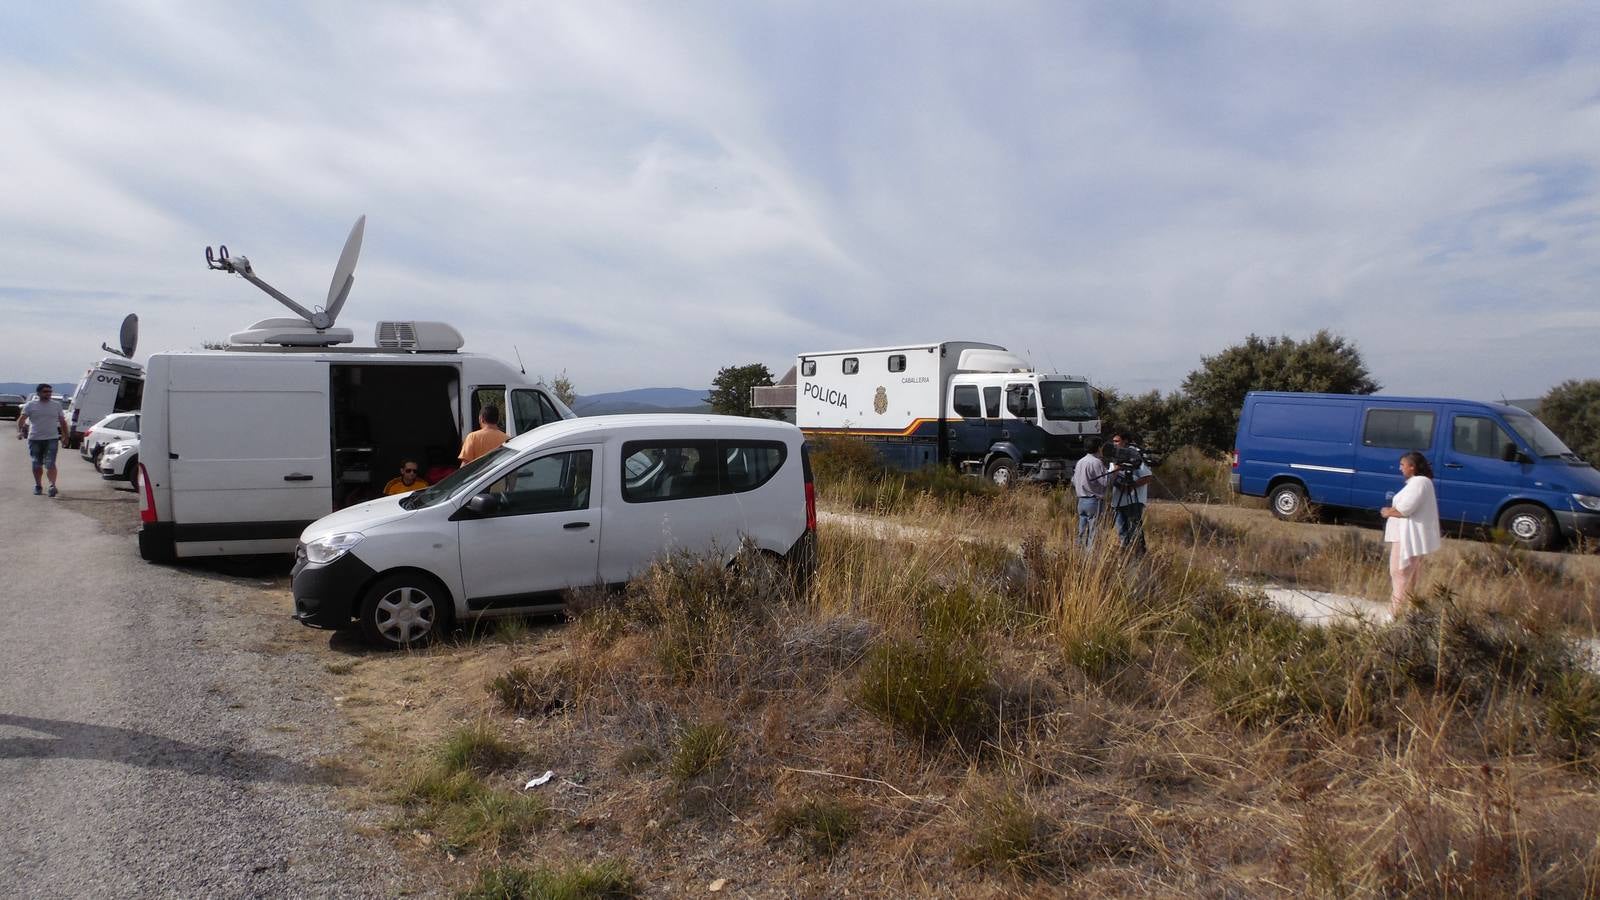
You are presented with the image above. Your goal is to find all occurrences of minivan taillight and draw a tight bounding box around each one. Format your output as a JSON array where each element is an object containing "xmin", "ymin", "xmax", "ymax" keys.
[
  {"xmin": 138, "ymin": 463, "xmax": 157, "ymax": 524},
  {"xmin": 801, "ymin": 443, "xmax": 817, "ymax": 531},
  {"xmin": 1230, "ymin": 449, "xmax": 1239, "ymax": 469}
]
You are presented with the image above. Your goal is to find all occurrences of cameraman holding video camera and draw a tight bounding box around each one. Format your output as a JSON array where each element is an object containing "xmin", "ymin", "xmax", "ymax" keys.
[{"xmin": 1106, "ymin": 431, "xmax": 1153, "ymax": 553}]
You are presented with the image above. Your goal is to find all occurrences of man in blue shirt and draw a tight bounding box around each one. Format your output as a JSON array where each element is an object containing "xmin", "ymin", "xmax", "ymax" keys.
[{"xmin": 1107, "ymin": 431, "xmax": 1154, "ymax": 553}]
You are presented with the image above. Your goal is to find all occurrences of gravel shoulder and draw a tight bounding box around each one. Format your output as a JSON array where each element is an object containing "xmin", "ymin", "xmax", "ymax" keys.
[{"xmin": 0, "ymin": 443, "xmax": 434, "ymax": 898}]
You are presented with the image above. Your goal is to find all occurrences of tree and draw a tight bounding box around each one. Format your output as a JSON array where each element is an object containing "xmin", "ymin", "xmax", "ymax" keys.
[
  {"xmin": 707, "ymin": 363, "xmax": 782, "ymax": 419},
  {"xmin": 1176, "ymin": 330, "xmax": 1379, "ymax": 453},
  {"xmin": 1098, "ymin": 388, "xmax": 1186, "ymax": 452},
  {"xmin": 546, "ymin": 369, "xmax": 577, "ymax": 408},
  {"xmin": 1538, "ymin": 379, "xmax": 1600, "ymax": 463}
]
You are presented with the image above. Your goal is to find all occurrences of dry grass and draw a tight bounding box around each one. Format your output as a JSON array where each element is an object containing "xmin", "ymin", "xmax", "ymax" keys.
[{"xmin": 329, "ymin": 455, "xmax": 1600, "ymax": 896}]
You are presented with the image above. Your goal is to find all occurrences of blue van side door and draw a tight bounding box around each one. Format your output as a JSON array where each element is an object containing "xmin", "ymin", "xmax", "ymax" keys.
[
  {"xmin": 1435, "ymin": 410, "xmax": 1523, "ymax": 529},
  {"xmin": 1351, "ymin": 404, "xmax": 1440, "ymax": 512}
]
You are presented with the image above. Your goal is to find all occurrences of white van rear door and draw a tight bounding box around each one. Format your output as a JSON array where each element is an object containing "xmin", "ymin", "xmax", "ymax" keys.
[{"xmin": 167, "ymin": 357, "xmax": 331, "ymax": 527}]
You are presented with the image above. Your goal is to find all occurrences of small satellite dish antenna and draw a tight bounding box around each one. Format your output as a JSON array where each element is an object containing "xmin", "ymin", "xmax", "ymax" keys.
[
  {"xmin": 205, "ymin": 216, "xmax": 365, "ymax": 345},
  {"xmin": 102, "ymin": 313, "xmax": 139, "ymax": 359}
]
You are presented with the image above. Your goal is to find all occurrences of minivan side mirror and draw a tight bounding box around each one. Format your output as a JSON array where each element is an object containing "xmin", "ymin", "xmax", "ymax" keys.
[
  {"xmin": 1501, "ymin": 443, "xmax": 1532, "ymax": 464},
  {"xmin": 464, "ymin": 492, "xmax": 502, "ymax": 516}
]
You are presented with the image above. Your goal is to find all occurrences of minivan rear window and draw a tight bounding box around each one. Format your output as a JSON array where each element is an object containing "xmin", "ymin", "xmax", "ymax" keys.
[
  {"xmin": 1363, "ymin": 409, "xmax": 1435, "ymax": 450},
  {"xmin": 622, "ymin": 439, "xmax": 789, "ymax": 502}
]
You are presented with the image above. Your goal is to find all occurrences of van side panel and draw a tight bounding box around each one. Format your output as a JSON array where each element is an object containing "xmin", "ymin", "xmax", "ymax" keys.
[
  {"xmin": 167, "ymin": 356, "xmax": 331, "ymax": 552},
  {"xmin": 1237, "ymin": 396, "xmax": 1359, "ymax": 506},
  {"xmin": 1350, "ymin": 402, "xmax": 1442, "ymax": 511}
]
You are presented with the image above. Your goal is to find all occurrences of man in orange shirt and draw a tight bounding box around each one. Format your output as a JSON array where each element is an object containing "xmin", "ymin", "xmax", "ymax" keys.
[
  {"xmin": 382, "ymin": 459, "xmax": 430, "ymax": 495},
  {"xmin": 458, "ymin": 404, "xmax": 508, "ymax": 464}
]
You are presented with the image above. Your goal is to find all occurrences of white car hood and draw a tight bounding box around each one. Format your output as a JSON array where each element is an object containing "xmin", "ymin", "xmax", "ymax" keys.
[{"xmin": 299, "ymin": 494, "xmax": 415, "ymax": 543}]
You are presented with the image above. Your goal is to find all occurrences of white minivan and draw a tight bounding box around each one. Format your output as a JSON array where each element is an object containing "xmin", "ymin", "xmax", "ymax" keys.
[{"xmin": 290, "ymin": 415, "xmax": 816, "ymax": 649}]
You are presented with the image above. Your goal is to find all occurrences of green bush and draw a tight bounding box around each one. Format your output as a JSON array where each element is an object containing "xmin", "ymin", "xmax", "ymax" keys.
[
  {"xmin": 488, "ymin": 665, "xmax": 570, "ymax": 717},
  {"xmin": 1542, "ymin": 670, "xmax": 1600, "ymax": 760},
  {"xmin": 1151, "ymin": 446, "xmax": 1233, "ymax": 504},
  {"xmin": 437, "ymin": 722, "xmax": 521, "ymax": 774},
  {"xmin": 461, "ymin": 860, "xmax": 638, "ymax": 899},
  {"xmin": 857, "ymin": 634, "xmax": 995, "ymax": 748},
  {"xmin": 961, "ymin": 791, "xmax": 1059, "ymax": 877},
  {"xmin": 669, "ymin": 722, "xmax": 736, "ymax": 784},
  {"xmin": 769, "ymin": 798, "xmax": 860, "ymax": 856}
]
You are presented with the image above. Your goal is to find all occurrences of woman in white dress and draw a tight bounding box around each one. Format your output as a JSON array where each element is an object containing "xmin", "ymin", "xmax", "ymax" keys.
[{"xmin": 1380, "ymin": 451, "xmax": 1442, "ymax": 614}]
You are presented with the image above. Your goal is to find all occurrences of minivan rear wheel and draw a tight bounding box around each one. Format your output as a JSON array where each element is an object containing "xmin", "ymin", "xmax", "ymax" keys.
[
  {"xmin": 360, "ymin": 573, "xmax": 450, "ymax": 650},
  {"xmin": 1269, "ymin": 482, "xmax": 1309, "ymax": 522},
  {"xmin": 1497, "ymin": 503, "xmax": 1556, "ymax": 552}
]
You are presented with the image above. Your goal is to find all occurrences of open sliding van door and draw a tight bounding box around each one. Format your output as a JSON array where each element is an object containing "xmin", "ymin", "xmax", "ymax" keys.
[
  {"xmin": 507, "ymin": 387, "xmax": 560, "ymax": 437},
  {"xmin": 166, "ymin": 356, "xmax": 331, "ymax": 556}
]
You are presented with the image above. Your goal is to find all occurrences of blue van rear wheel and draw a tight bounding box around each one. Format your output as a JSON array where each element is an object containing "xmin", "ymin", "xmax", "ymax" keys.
[{"xmin": 1269, "ymin": 482, "xmax": 1309, "ymax": 522}]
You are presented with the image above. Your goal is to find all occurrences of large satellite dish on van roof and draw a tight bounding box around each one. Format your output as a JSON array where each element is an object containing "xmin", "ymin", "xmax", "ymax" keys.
[
  {"xmin": 205, "ymin": 215, "xmax": 365, "ymax": 345},
  {"xmin": 101, "ymin": 313, "xmax": 138, "ymax": 359}
]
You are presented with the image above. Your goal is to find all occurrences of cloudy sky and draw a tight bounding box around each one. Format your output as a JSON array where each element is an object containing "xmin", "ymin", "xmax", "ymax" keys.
[{"xmin": 3, "ymin": 2, "xmax": 1597, "ymax": 399}]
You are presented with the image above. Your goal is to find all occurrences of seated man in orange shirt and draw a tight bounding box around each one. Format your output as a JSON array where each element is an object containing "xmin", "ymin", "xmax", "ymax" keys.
[
  {"xmin": 458, "ymin": 404, "xmax": 508, "ymax": 464},
  {"xmin": 382, "ymin": 459, "xmax": 430, "ymax": 495}
]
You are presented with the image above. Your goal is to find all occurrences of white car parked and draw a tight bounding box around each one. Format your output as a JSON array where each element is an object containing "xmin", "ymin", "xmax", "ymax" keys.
[
  {"xmin": 80, "ymin": 411, "xmax": 140, "ymax": 462},
  {"xmin": 291, "ymin": 415, "xmax": 816, "ymax": 649},
  {"xmin": 98, "ymin": 437, "xmax": 140, "ymax": 486}
]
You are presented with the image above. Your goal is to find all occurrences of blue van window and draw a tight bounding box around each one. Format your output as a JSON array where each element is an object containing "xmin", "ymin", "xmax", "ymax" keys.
[
  {"xmin": 1453, "ymin": 416, "xmax": 1513, "ymax": 459},
  {"xmin": 1251, "ymin": 401, "xmax": 1355, "ymax": 443},
  {"xmin": 1363, "ymin": 409, "xmax": 1435, "ymax": 450}
]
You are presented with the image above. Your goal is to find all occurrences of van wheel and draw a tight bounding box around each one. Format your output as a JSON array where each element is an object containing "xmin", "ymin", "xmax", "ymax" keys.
[
  {"xmin": 985, "ymin": 457, "xmax": 1017, "ymax": 488},
  {"xmin": 1269, "ymin": 483, "xmax": 1309, "ymax": 521},
  {"xmin": 360, "ymin": 573, "xmax": 450, "ymax": 650},
  {"xmin": 1497, "ymin": 504, "xmax": 1556, "ymax": 552}
]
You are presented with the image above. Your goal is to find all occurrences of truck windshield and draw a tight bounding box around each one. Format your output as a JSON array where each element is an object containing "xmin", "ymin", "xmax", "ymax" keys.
[
  {"xmin": 1503, "ymin": 412, "xmax": 1579, "ymax": 459},
  {"xmin": 400, "ymin": 446, "xmax": 515, "ymax": 510},
  {"xmin": 1039, "ymin": 381, "xmax": 1097, "ymax": 422}
]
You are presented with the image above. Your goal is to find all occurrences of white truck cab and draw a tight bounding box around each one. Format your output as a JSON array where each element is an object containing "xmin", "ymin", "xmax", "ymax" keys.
[{"xmin": 792, "ymin": 341, "xmax": 1099, "ymax": 485}]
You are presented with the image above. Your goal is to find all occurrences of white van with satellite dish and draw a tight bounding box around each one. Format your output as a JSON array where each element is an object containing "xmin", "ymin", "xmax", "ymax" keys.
[
  {"xmin": 137, "ymin": 216, "xmax": 572, "ymax": 562},
  {"xmin": 66, "ymin": 314, "xmax": 145, "ymax": 448}
]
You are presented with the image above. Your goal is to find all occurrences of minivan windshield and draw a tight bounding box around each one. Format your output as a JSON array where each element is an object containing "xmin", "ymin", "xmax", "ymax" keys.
[
  {"xmin": 400, "ymin": 446, "xmax": 515, "ymax": 510},
  {"xmin": 1503, "ymin": 412, "xmax": 1580, "ymax": 460},
  {"xmin": 1039, "ymin": 381, "xmax": 1097, "ymax": 422}
]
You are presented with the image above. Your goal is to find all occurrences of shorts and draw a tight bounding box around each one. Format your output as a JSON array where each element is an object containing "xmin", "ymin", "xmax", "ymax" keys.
[{"xmin": 28, "ymin": 439, "xmax": 59, "ymax": 468}]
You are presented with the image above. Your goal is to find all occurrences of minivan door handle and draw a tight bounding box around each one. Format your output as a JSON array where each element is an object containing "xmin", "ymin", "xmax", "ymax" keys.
[
  {"xmin": 564, "ymin": 521, "xmax": 591, "ymax": 530},
  {"xmin": 1443, "ymin": 463, "xmax": 1464, "ymax": 469},
  {"xmin": 284, "ymin": 473, "xmax": 314, "ymax": 482}
]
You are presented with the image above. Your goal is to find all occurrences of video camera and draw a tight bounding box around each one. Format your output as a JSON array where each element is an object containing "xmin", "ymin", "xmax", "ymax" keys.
[{"xmin": 1105, "ymin": 445, "xmax": 1147, "ymax": 494}]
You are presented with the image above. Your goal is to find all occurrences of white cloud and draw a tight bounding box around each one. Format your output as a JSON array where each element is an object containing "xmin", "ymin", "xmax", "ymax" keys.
[{"xmin": 0, "ymin": 1, "xmax": 1596, "ymax": 402}]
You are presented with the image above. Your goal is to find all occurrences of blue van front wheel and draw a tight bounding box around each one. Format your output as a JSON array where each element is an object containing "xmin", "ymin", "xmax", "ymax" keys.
[{"xmin": 1497, "ymin": 503, "xmax": 1556, "ymax": 552}]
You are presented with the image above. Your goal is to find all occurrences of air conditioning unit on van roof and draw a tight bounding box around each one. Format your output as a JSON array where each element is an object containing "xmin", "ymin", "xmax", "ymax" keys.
[{"xmin": 376, "ymin": 321, "xmax": 464, "ymax": 352}]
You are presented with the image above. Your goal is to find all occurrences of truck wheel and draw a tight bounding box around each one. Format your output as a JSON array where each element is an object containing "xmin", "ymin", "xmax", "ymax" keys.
[
  {"xmin": 360, "ymin": 573, "xmax": 451, "ymax": 650},
  {"xmin": 985, "ymin": 457, "xmax": 1017, "ymax": 488},
  {"xmin": 1497, "ymin": 503, "xmax": 1556, "ymax": 552},
  {"xmin": 1269, "ymin": 482, "xmax": 1309, "ymax": 522}
]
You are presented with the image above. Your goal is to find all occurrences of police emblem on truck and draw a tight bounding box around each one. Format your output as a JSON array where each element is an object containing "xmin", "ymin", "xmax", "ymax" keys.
[
  {"xmin": 804, "ymin": 383, "xmax": 847, "ymax": 408},
  {"xmin": 873, "ymin": 387, "xmax": 888, "ymax": 415}
]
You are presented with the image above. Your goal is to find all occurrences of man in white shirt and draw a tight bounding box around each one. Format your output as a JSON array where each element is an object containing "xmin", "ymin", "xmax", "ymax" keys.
[
  {"xmin": 17, "ymin": 384, "xmax": 69, "ymax": 497},
  {"xmin": 1070, "ymin": 437, "xmax": 1108, "ymax": 546}
]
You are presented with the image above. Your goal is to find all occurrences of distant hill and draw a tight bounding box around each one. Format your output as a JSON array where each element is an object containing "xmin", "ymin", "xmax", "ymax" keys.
[
  {"xmin": 572, "ymin": 387, "xmax": 710, "ymax": 416},
  {"xmin": 0, "ymin": 382, "xmax": 75, "ymax": 398}
]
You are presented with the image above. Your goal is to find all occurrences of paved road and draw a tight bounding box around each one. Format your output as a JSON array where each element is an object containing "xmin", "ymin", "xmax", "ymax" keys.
[{"xmin": 0, "ymin": 442, "xmax": 420, "ymax": 897}]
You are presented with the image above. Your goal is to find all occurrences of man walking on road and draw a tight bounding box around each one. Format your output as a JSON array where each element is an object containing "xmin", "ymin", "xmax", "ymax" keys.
[
  {"xmin": 17, "ymin": 384, "xmax": 68, "ymax": 497},
  {"xmin": 458, "ymin": 404, "xmax": 507, "ymax": 465}
]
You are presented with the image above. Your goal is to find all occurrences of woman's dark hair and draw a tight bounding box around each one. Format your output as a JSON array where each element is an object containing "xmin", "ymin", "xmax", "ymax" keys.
[{"xmin": 1401, "ymin": 451, "xmax": 1433, "ymax": 478}]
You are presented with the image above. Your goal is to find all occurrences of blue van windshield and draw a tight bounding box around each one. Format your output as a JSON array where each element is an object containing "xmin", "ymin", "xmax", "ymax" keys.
[{"xmin": 1503, "ymin": 412, "xmax": 1576, "ymax": 459}]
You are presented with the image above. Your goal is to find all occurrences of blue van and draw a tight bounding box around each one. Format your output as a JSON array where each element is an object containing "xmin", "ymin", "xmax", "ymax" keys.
[{"xmin": 1232, "ymin": 392, "xmax": 1600, "ymax": 550}]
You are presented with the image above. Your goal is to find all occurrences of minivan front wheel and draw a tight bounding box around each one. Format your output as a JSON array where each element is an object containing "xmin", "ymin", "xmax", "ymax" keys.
[
  {"xmin": 360, "ymin": 573, "xmax": 449, "ymax": 650},
  {"xmin": 1269, "ymin": 482, "xmax": 1309, "ymax": 522},
  {"xmin": 1497, "ymin": 503, "xmax": 1556, "ymax": 552}
]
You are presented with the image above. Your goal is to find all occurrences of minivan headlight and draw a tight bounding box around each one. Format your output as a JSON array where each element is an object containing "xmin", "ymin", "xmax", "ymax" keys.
[
  {"xmin": 1574, "ymin": 494, "xmax": 1600, "ymax": 513},
  {"xmin": 304, "ymin": 532, "xmax": 364, "ymax": 565}
]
